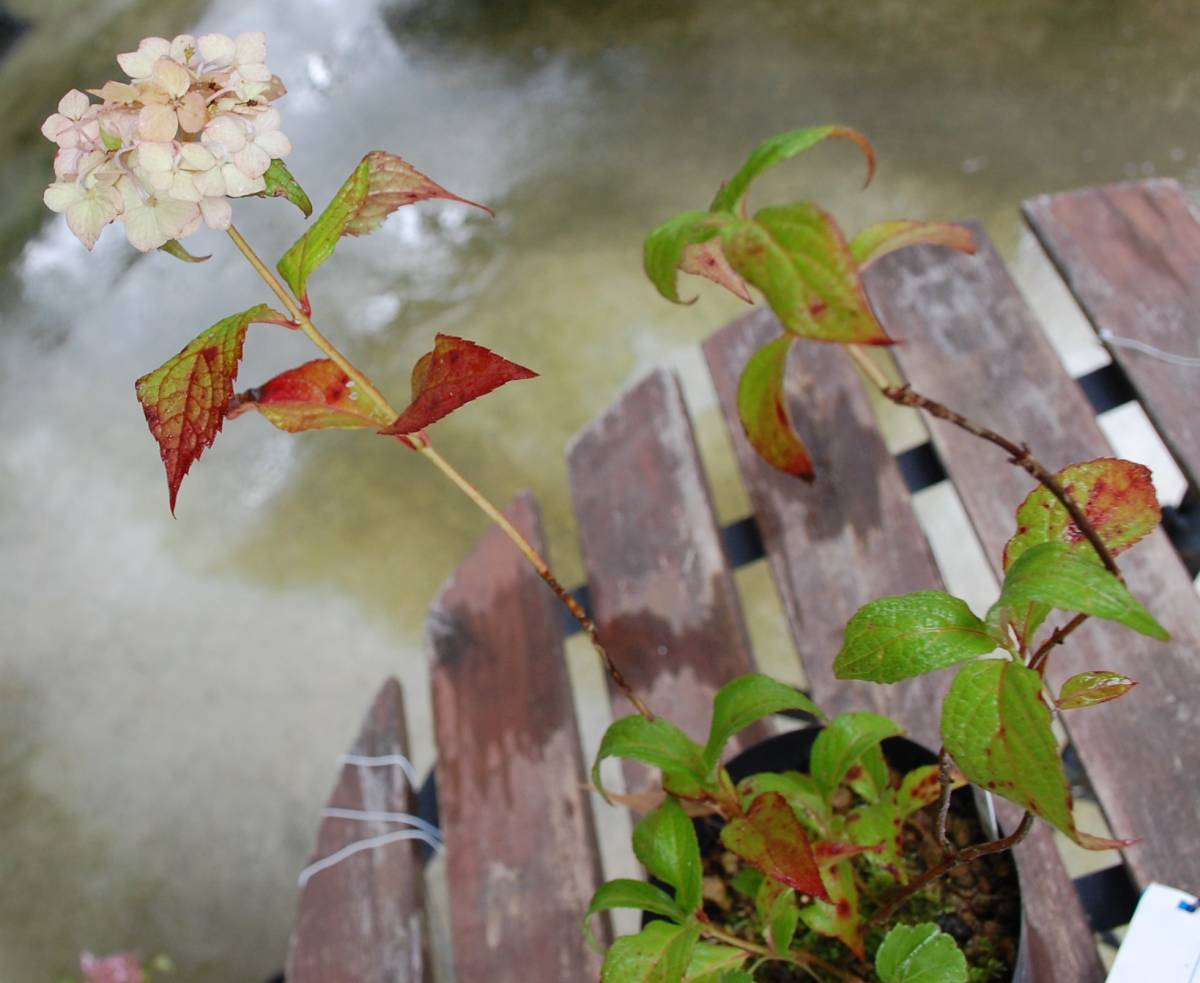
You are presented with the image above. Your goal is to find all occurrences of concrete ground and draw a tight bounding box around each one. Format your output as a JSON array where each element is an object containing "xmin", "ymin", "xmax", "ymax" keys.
[{"xmin": 2, "ymin": 0, "xmax": 1198, "ymax": 979}]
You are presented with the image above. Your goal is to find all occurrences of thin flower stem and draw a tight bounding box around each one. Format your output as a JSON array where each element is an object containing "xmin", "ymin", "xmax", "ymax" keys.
[{"xmin": 225, "ymin": 224, "xmax": 654, "ymax": 719}]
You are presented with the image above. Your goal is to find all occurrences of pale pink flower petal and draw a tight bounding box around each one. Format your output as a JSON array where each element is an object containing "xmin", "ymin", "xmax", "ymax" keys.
[
  {"xmin": 254, "ymin": 129, "xmax": 291, "ymax": 159},
  {"xmin": 176, "ymin": 91, "xmax": 208, "ymax": 133},
  {"xmin": 203, "ymin": 114, "xmax": 248, "ymax": 154},
  {"xmin": 169, "ymin": 34, "xmax": 197, "ymax": 63},
  {"xmin": 66, "ymin": 191, "xmax": 121, "ymax": 250},
  {"xmin": 236, "ymin": 62, "xmax": 272, "ymax": 83},
  {"xmin": 135, "ymin": 141, "xmax": 176, "ymax": 174},
  {"xmin": 117, "ymin": 37, "xmax": 170, "ymax": 80},
  {"xmin": 199, "ymin": 195, "xmax": 232, "ymax": 229},
  {"xmin": 152, "ymin": 57, "xmax": 192, "ymax": 99},
  {"xmin": 138, "ymin": 103, "xmax": 178, "ymax": 143},
  {"xmin": 80, "ymin": 950, "xmax": 146, "ymax": 983},
  {"xmin": 58, "ymin": 88, "xmax": 92, "ymax": 119},
  {"xmin": 235, "ymin": 32, "xmax": 267, "ymax": 66},
  {"xmin": 220, "ymin": 163, "xmax": 265, "ymax": 197},
  {"xmin": 179, "ymin": 143, "xmax": 217, "ymax": 170},
  {"xmin": 233, "ymin": 142, "xmax": 271, "ymax": 179},
  {"xmin": 197, "ymin": 33, "xmax": 236, "ymax": 66},
  {"xmin": 41, "ymin": 113, "xmax": 73, "ymax": 143},
  {"xmin": 43, "ymin": 182, "xmax": 83, "ymax": 213}
]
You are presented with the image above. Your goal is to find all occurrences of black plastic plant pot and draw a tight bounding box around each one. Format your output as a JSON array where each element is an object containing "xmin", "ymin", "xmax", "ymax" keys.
[{"xmin": 645, "ymin": 726, "xmax": 1029, "ymax": 983}]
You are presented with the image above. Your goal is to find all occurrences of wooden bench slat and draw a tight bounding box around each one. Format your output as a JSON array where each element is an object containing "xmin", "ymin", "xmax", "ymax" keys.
[
  {"xmin": 1023, "ymin": 178, "xmax": 1200, "ymax": 490},
  {"xmin": 703, "ymin": 309, "xmax": 947, "ymax": 750},
  {"xmin": 567, "ymin": 368, "xmax": 765, "ymax": 751},
  {"xmin": 427, "ymin": 493, "xmax": 606, "ymax": 982},
  {"xmin": 867, "ymin": 225, "xmax": 1200, "ymax": 895},
  {"xmin": 286, "ymin": 678, "xmax": 429, "ymax": 983}
]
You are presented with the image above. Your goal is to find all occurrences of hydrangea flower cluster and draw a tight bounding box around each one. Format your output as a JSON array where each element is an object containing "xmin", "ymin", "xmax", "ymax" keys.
[{"xmin": 41, "ymin": 32, "xmax": 291, "ymax": 252}]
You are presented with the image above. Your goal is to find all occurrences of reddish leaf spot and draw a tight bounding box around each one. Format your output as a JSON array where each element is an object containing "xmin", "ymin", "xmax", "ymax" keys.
[
  {"xmin": 229, "ymin": 359, "xmax": 394, "ymax": 433},
  {"xmin": 720, "ymin": 792, "xmax": 829, "ymax": 901}
]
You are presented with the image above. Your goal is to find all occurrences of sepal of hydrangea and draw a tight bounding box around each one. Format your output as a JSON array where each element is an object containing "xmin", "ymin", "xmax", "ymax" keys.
[
  {"xmin": 277, "ymin": 152, "xmax": 492, "ymax": 305},
  {"xmin": 158, "ymin": 239, "xmax": 211, "ymax": 263},
  {"xmin": 135, "ymin": 304, "xmax": 286, "ymax": 512}
]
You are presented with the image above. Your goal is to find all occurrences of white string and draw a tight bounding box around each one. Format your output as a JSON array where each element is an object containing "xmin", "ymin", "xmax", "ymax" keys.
[
  {"xmin": 337, "ymin": 752, "xmax": 421, "ymax": 790},
  {"xmin": 320, "ymin": 807, "xmax": 444, "ymax": 845},
  {"xmin": 298, "ymin": 829, "xmax": 441, "ymax": 887},
  {"xmin": 1099, "ymin": 329, "xmax": 1200, "ymax": 368}
]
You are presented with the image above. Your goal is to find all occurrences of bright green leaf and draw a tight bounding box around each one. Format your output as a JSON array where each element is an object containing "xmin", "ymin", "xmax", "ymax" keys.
[
  {"xmin": 737, "ymin": 772, "xmax": 829, "ymax": 832},
  {"xmin": 845, "ymin": 799, "xmax": 904, "ymax": 879},
  {"xmin": 799, "ymin": 859, "xmax": 863, "ymax": 958},
  {"xmin": 643, "ymin": 210, "xmax": 731, "ymax": 304},
  {"xmin": 767, "ymin": 887, "xmax": 801, "ymax": 952},
  {"xmin": 735, "ymin": 336, "xmax": 814, "ymax": 479},
  {"xmin": 710, "ymin": 126, "xmax": 875, "ymax": 214},
  {"xmin": 729, "ymin": 867, "xmax": 764, "ymax": 898},
  {"xmin": 592, "ymin": 716, "xmax": 709, "ymax": 802},
  {"xmin": 601, "ymin": 921, "xmax": 702, "ymax": 983},
  {"xmin": 721, "ymin": 792, "xmax": 828, "ymax": 900},
  {"xmin": 705, "ymin": 674, "xmax": 824, "ymax": 773},
  {"xmin": 849, "ymin": 220, "xmax": 975, "ymax": 269},
  {"xmin": 1056, "ymin": 671, "xmax": 1137, "ymax": 710},
  {"xmin": 257, "ymin": 159, "xmax": 313, "ymax": 218},
  {"xmin": 996, "ymin": 542, "xmax": 1168, "ymax": 641},
  {"xmin": 810, "ymin": 712, "xmax": 903, "ymax": 799},
  {"xmin": 583, "ymin": 880, "xmax": 685, "ymax": 951},
  {"xmin": 683, "ymin": 942, "xmax": 749, "ymax": 982},
  {"xmin": 897, "ymin": 764, "xmax": 964, "ymax": 820},
  {"xmin": 875, "ymin": 922, "xmax": 967, "ymax": 983},
  {"xmin": 846, "ymin": 743, "xmax": 889, "ymax": 803},
  {"xmin": 633, "ymin": 799, "xmax": 704, "ymax": 915},
  {"xmin": 835, "ymin": 591, "xmax": 998, "ymax": 684},
  {"xmin": 158, "ymin": 238, "xmax": 210, "ymax": 263}
]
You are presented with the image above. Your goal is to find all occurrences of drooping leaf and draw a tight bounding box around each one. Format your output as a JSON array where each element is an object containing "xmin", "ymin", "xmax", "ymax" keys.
[
  {"xmin": 720, "ymin": 792, "xmax": 828, "ymax": 900},
  {"xmin": 810, "ymin": 712, "xmax": 903, "ymax": 799},
  {"xmin": 799, "ymin": 859, "xmax": 863, "ymax": 958},
  {"xmin": 721, "ymin": 204, "xmax": 892, "ymax": 344},
  {"xmin": 277, "ymin": 151, "xmax": 491, "ymax": 304},
  {"xmin": 583, "ymin": 880, "xmax": 685, "ymax": 951},
  {"xmin": 835, "ymin": 591, "xmax": 998, "ymax": 684},
  {"xmin": 705, "ymin": 673, "xmax": 824, "ymax": 774},
  {"xmin": 682, "ymin": 943, "xmax": 750, "ymax": 982},
  {"xmin": 710, "ymin": 126, "xmax": 875, "ymax": 214},
  {"xmin": 994, "ymin": 542, "xmax": 1168, "ymax": 641},
  {"xmin": 766, "ymin": 886, "xmax": 801, "ymax": 952},
  {"xmin": 158, "ymin": 238, "xmax": 210, "ymax": 263},
  {"xmin": 1003, "ymin": 458, "xmax": 1161, "ymax": 570},
  {"xmin": 1056, "ymin": 671, "xmax": 1137, "ymax": 710},
  {"xmin": 228, "ymin": 359, "xmax": 394, "ymax": 432},
  {"xmin": 737, "ymin": 772, "xmax": 829, "ymax": 833},
  {"xmin": 591, "ymin": 716, "xmax": 709, "ymax": 802},
  {"xmin": 380, "ymin": 334, "xmax": 537, "ymax": 439},
  {"xmin": 875, "ymin": 922, "xmax": 968, "ymax": 983},
  {"xmin": 896, "ymin": 764, "xmax": 965, "ymax": 820},
  {"xmin": 643, "ymin": 210, "xmax": 730, "ymax": 304},
  {"xmin": 941, "ymin": 660, "xmax": 1133, "ymax": 849},
  {"xmin": 633, "ymin": 799, "xmax": 704, "ymax": 915},
  {"xmin": 735, "ymin": 336, "xmax": 814, "ymax": 479},
  {"xmin": 849, "ymin": 220, "xmax": 976, "ymax": 269},
  {"xmin": 601, "ymin": 921, "xmax": 702, "ymax": 983},
  {"xmin": 135, "ymin": 304, "xmax": 284, "ymax": 512},
  {"xmin": 680, "ymin": 238, "xmax": 752, "ymax": 303},
  {"xmin": 257, "ymin": 159, "xmax": 313, "ymax": 217}
]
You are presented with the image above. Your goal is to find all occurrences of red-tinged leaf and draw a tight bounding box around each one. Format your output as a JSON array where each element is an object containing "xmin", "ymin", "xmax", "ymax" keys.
[
  {"xmin": 849, "ymin": 220, "xmax": 976, "ymax": 269},
  {"xmin": 812, "ymin": 840, "xmax": 878, "ymax": 867},
  {"xmin": 720, "ymin": 792, "xmax": 828, "ymax": 901},
  {"xmin": 278, "ymin": 151, "xmax": 491, "ymax": 303},
  {"xmin": 135, "ymin": 304, "xmax": 284, "ymax": 512},
  {"xmin": 680, "ymin": 238, "xmax": 752, "ymax": 303},
  {"xmin": 228, "ymin": 359, "xmax": 394, "ymax": 433},
  {"xmin": 1004, "ymin": 458, "xmax": 1161, "ymax": 570},
  {"xmin": 1056, "ymin": 671, "xmax": 1137, "ymax": 710},
  {"xmin": 380, "ymin": 334, "xmax": 537, "ymax": 438},
  {"xmin": 736, "ymin": 335, "xmax": 814, "ymax": 479},
  {"xmin": 799, "ymin": 860, "xmax": 864, "ymax": 959},
  {"xmin": 896, "ymin": 764, "xmax": 966, "ymax": 819}
]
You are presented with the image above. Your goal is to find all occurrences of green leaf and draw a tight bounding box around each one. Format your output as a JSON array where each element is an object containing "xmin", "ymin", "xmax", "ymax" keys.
[
  {"xmin": 257, "ymin": 159, "xmax": 313, "ymax": 218},
  {"xmin": 799, "ymin": 859, "xmax": 863, "ymax": 958},
  {"xmin": 583, "ymin": 880, "xmax": 685, "ymax": 951},
  {"xmin": 835, "ymin": 591, "xmax": 998, "ymax": 684},
  {"xmin": 710, "ymin": 126, "xmax": 875, "ymax": 214},
  {"xmin": 643, "ymin": 210, "xmax": 730, "ymax": 304},
  {"xmin": 737, "ymin": 772, "xmax": 829, "ymax": 832},
  {"xmin": 845, "ymin": 743, "xmax": 889, "ymax": 803},
  {"xmin": 277, "ymin": 151, "xmax": 490, "ymax": 304},
  {"xmin": 810, "ymin": 712, "xmax": 903, "ymax": 799},
  {"xmin": 849, "ymin": 220, "xmax": 975, "ymax": 269},
  {"xmin": 680, "ymin": 238, "xmax": 752, "ymax": 304},
  {"xmin": 729, "ymin": 867, "xmax": 764, "ymax": 898},
  {"xmin": 1056, "ymin": 671, "xmax": 1137, "ymax": 710},
  {"xmin": 135, "ymin": 304, "xmax": 286, "ymax": 512},
  {"xmin": 229, "ymin": 358, "xmax": 394, "ymax": 433},
  {"xmin": 897, "ymin": 764, "xmax": 964, "ymax": 820},
  {"xmin": 845, "ymin": 799, "xmax": 904, "ymax": 878},
  {"xmin": 995, "ymin": 542, "xmax": 1168, "ymax": 641},
  {"xmin": 633, "ymin": 799, "xmax": 704, "ymax": 915},
  {"xmin": 721, "ymin": 204, "xmax": 891, "ymax": 344},
  {"xmin": 682, "ymin": 943, "xmax": 749, "ymax": 982},
  {"xmin": 1004, "ymin": 458, "xmax": 1162, "ymax": 571},
  {"xmin": 875, "ymin": 922, "xmax": 967, "ymax": 983},
  {"xmin": 601, "ymin": 921, "xmax": 702, "ymax": 983},
  {"xmin": 705, "ymin": 674, "xmax": 823, "ymax": 773},
  {"xmin": 592, "ymin": 716, "xmax": 709, "ymax": 802},
  {"xmin": 735, "ymin": 336, "xmax": 814, "ymax": 479},
  {"xmin": 767, "ymin": 887, "xmax": 801, "ymax": 952},
  {"xmin": 721, "ymin": 792, "xmax": 828, "ymax": 900},
  {"xmin": 941, "ymin": 660, "xmax": 1132, "ymax": 849},
  {"xmin": 158, "ymin": 238, "xmax": 210, "ymax": 263}
]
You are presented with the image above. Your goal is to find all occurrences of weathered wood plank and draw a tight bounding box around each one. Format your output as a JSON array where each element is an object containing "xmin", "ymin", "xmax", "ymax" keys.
[
  {"xmin": 1023, "ymin": 179, "xmax": 1200, "ymax": 490},
  {"xmin": 286, "ymin": 677, "xmax": 429, "ymax": 983},
  {"xmin": 427, "ymin": 493, "xmax": 606, "ymax": 983},
  {"xmin": 703, "ymin": 309, "xmax": 946, "ymax": 750},
  {"xmin": 867, "ymin": 224, "xmax": 1200, "ymax": 895},
  {"xmin": 567, "ymin": 368, "xmax": 765, "ymax": 754}
]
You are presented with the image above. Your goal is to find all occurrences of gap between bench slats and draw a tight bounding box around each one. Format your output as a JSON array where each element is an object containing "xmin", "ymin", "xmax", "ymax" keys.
[
  {"xmin": 866, "ymin": 223, "xmax": 1200, "ymax": 898},
  {"xmin": 426, "ymin": 493, "xmax": 606, "ymax": 982}
]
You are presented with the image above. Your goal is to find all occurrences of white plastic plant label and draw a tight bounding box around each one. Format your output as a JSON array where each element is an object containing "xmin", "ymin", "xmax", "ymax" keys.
[{"xmin": 1107, "ymin": 883, "xmax": 1200, "ymax": 982}]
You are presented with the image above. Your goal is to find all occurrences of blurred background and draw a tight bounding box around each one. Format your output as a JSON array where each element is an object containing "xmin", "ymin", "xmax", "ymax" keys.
[{"xmin": 2, "ymin": 0, "xmax": 1198, "ymax": 979}]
